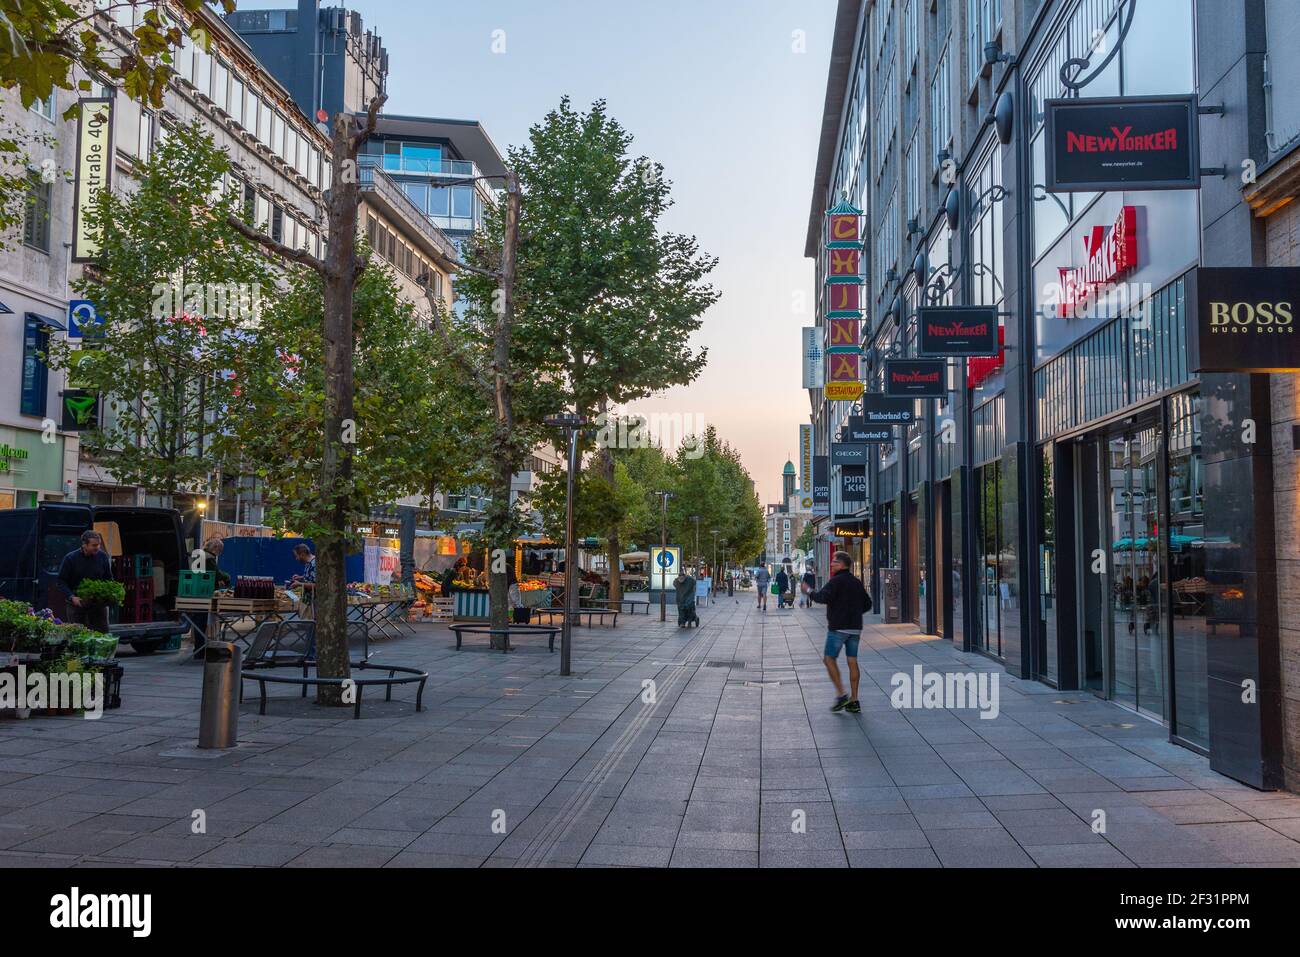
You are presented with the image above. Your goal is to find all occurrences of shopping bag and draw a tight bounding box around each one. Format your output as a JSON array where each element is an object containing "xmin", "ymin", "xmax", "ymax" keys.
[{"xmin": 770, "ymin": 582, "xmax": 780, "ymax": 595}]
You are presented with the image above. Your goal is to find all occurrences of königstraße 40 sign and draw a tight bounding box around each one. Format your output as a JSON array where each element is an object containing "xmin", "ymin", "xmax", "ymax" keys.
[{"xmin": 1045, "ymin": 95, "xmax": 1200, "ymax": 192}]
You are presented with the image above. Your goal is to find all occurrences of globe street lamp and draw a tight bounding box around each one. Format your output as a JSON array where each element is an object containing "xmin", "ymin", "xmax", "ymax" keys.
[{"xmin": 544, "ymin": 412, "xmax": 587, "ymax": 676}]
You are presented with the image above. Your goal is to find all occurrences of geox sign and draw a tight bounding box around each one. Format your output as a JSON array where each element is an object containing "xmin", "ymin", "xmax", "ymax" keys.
[{"xmin": 1045, "ymin": 95, "xmax": 1199, "ymax": 192}]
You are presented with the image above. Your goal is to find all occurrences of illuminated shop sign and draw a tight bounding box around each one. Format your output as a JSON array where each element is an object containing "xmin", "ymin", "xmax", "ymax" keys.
[{"xmin": 1057, "ymin": 205, "xmax": 1139, "ymax": 318}]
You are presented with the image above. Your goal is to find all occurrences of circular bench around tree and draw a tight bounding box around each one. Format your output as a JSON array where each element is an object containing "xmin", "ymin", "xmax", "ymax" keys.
[{"xmin": 240, "ymin": 660, "xmax": 428, "ymax": 719}]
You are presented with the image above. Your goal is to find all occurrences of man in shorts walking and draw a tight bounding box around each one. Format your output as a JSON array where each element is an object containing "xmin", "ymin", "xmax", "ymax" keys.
[
  {"xmin": 754, "ymin": 565, "xmax": 771, "ymax": 612},
  {"xmin": 802, "ymin": 550, "xmax": 872, "ymax": 713}
]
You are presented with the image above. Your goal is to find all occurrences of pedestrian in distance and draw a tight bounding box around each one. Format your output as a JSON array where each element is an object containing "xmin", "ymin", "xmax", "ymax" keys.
[
  {"xmin": 774, "ymin": 566, "xmax": 790, "ymax": 609},
  {"xmin": 802, "ymin": 550, "xmax": 872, "ymax": 714},
  {"xmin": 800, "ymin": 564, "xmax": 817, "ymax": 608},
  {"xmin": 754, "ymin": 565, "xmax": 771, "ymax": 611},
  {"xmin": 674, "ymin": 567, "xmax": 699, "ymax": 627}
]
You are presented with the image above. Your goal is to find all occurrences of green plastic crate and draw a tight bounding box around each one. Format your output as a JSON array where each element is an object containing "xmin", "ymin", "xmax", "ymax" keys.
[
  {"xmin": 133, "ymin": 554, "xmax": 153, "ymax": 578},
  {"xmin": 178, "ymin": 570, "xmax": 216, "ymax": 598}
]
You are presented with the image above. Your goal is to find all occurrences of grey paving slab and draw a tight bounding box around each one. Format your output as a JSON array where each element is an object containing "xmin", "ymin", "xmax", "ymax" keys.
[{"xmin": 0, "ymin": 606, "xmax": 1285, "ymax": 868}]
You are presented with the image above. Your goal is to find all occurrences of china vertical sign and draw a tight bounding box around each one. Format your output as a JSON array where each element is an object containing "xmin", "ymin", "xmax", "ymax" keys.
[{"xmin": 824, "ymin": 200, "xmax": 864, "ymax": 402}]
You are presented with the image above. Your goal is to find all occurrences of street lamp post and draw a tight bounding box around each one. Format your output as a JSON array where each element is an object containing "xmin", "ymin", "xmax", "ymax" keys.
[
  {"xmin": 655, "ymin": 490, "xmax": 673, "ymax": 622},
  {"xmin": 710, "ymin": 529, "xmax": 719, "ymax": 579},
  {"xmin": 545, "ymin": 412, "xmax": 587, "ymax": 676},
  {"xmin": 691, "ymin": 515, "xmax": 701, "ymax": 567}
]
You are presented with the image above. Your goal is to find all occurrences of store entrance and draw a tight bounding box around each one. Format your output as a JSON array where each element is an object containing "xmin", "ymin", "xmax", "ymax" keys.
[
  {"xmin": 1075, "ymin": 415, "xmax": 1167, "ymax": 720},
  {"xmin": 907, "ymin": 493, "xmax": 920, "ymax": 626}
]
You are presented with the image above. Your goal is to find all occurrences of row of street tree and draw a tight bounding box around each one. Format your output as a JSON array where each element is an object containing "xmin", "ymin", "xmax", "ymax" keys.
[{"xmin": 6, "ymin": 3, "xmax": 765, "ymax": 701}]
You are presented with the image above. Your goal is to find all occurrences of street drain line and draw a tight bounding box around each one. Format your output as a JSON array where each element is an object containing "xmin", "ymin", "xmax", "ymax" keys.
[{"xmin": 513, "ymin": 633, "xmax": 717, "ymax": 867}]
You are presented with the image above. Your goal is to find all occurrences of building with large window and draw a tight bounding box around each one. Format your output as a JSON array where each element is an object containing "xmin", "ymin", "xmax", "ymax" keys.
[
  {"xmin": 807, "ymin": 0, "xmax": 1299, "ymax": 791},
  {"xmin": 0, "ymin": 1, "xmax": 458, "ymax": 541}
]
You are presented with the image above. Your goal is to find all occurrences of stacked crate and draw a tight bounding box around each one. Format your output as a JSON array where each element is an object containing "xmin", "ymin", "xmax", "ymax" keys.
[{"xmin": 116, "ymin": 554, "xmax": 155, "ymax": 624}]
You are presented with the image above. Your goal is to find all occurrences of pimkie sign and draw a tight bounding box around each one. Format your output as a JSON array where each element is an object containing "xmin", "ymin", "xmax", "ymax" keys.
[
  {"xmin": 1186, "ymin": 267, "xmax": 1300, "ymax": 373},
  {"xmin": 918, "ymin": 306, "xmax": 999, "ymax": 356},
  {"xmin": 1045, "ymin": 95, "xmax": 1199, "ymax": 192},
  {"xmin": 884, "ymin": 359, "xmax": 946, "ymax": 397},
  {"xmin": 1057, "ymin": 205, "xmax": 1139, "ymax": 318}
]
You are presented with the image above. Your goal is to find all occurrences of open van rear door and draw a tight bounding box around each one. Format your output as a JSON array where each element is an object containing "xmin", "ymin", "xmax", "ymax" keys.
[{"xmin": 36, "ymin": 503, "xmax": 94, "ymax": 615}]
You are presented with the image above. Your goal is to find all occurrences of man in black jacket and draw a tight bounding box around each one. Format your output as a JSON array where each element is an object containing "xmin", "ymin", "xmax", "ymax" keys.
[
  {"xmin": 802, "ymin": 550, "xmax": 871, "ymax": 714},
  {"xmin": 56, "ymin": 529, "xmax": 114, "ymax": 633}
]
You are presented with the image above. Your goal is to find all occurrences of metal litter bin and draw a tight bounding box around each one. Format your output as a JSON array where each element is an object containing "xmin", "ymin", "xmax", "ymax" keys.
[{"xmin": 198, "ymin": 639, "xmax": 241, "ymax": 749}]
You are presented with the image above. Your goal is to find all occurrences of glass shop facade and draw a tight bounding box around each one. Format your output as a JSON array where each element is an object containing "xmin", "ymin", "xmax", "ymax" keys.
[{"xmin": 807, "ymin": 0, "xmax": 1275, "ymax": 781}]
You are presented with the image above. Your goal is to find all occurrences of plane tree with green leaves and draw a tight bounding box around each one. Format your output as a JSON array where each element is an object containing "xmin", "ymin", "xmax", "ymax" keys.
[
  {"xmin": 497, "ymin": 98, "xmax": 719, "ymax": 603},
  {"xmin": 44, "ymin": 121, "xmax": 271, "ymax": 501}
]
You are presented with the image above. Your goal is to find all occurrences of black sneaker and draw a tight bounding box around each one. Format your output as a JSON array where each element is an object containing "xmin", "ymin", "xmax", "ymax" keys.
[
  {"xmin": 844, "ymin": 700, "xmax": 862, "ymax": 714},
  {"xmin": 830, "ymin": 695, "xmax": 850, "ymax": 713}
]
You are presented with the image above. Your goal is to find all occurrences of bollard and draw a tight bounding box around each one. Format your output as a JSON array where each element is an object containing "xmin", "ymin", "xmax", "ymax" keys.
[{"xmin": 198, "ymin": 639, "xmax": 241, "ymax": 749}]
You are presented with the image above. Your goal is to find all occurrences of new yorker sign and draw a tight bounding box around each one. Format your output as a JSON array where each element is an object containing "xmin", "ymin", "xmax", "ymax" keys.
[
  {"xmin": 918, "ymin": 306, "xmax": 999, "ymax": 356},
  {"xmin": 1045, "ymin": 95, "xmax": 1199, "ymax": 192},
  {"xmin": 1187, "ymin": 267, "xmax": 1300, "ymax": 373},
  {"xmin": 884, "ymin": 359, "xmax": 946, "ymax": 397}
]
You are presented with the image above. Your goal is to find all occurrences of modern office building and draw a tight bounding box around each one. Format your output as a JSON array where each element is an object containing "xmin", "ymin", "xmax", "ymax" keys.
[
  {"xmin": 806, "ymin": 0, "xmax": 1300, "ymax": 791},
  {"xmin": 226, "ymin": 2, "xmax": 505, "ymax": 261}
]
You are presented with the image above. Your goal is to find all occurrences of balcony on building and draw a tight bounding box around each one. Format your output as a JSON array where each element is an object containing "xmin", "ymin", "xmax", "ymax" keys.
[{"xmin": 356, "ymin": 155, "xmax": 459, "ymax": 268}]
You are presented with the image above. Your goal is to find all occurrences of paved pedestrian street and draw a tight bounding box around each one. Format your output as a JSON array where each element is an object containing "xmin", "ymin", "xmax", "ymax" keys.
[{"xmin": 3, "ymin": 599, "xmax": 1300, "ymax": 869}]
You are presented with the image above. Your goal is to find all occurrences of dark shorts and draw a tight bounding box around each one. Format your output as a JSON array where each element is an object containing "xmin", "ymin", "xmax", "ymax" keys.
[{"xmin": 823, "ymin": 630, "xmax": 861, "ymax": 659}]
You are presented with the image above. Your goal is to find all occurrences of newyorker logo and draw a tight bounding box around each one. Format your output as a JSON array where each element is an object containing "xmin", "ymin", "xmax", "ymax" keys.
[
  {"xmin": 1065, "ymin": 125, "xmax": 1178, "ymax": 154},
  {"xmin": 1046, "ymin": 95, "xmax": 1199, "ymax": 192},
  {"xmin": 1057, "ymin": 206, "xmax": 1139, "ymax": 318},
  {"xmin": 918, "ymin": 306, "xmax": 999, "ymax": 356},
  {"xmin": 1188, "ymin": 267, "xmax": 1300, "ymax": 373},
  {"xmin": 884, "ymin": 359, "xmax": 946, "ymax": 397}
]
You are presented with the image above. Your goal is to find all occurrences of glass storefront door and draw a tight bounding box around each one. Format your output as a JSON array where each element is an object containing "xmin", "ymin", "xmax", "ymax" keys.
[
  {"xmin": 977, "ymin": 461, "xmax": 1003, "ymax": 658},
  {"xmin": 1167, "ymin": 392, "xmax": 1208, "ymax": 748},
  {"xmin": 1103, "ymin": 421, "xmax": 1166, "ymax": 721}
]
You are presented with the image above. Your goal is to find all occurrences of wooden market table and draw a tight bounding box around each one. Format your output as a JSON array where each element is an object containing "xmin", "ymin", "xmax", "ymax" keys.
[{"xmin": 175, "ymin": 595, "xmax": 295, "ymax": 648}]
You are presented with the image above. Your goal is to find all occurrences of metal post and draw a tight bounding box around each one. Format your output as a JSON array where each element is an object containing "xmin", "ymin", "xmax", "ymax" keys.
[
  {"xmin": 659, "ymin": 492, "xmax": 669, "ymax": 622},
  {"xmin": 561, "ymin": 423, "xmax": 579, "ymax": 676}
]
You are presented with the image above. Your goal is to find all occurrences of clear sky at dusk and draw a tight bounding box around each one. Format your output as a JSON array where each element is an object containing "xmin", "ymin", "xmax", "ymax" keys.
[{"xmin": 234, "ymin": 0, "xmax": 836, "ymax": 505}]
